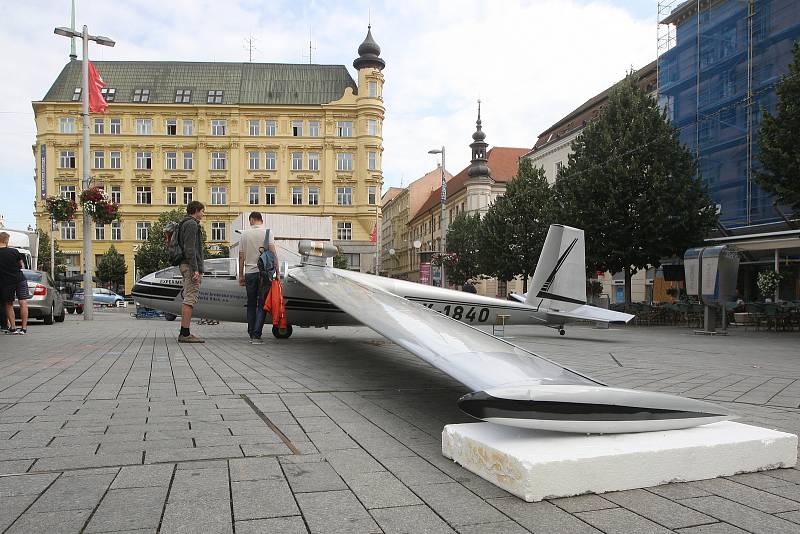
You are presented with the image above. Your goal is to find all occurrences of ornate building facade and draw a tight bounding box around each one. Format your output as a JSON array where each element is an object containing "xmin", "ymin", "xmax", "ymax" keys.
[{"xmin": 32, "ymin": 28, "xmax": 385, "ymax": 291}]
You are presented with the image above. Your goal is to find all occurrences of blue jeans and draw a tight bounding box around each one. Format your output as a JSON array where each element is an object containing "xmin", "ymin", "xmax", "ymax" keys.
[{"xmin": 245, "ymin": 273, "xmax": 267, "ymax": 339}]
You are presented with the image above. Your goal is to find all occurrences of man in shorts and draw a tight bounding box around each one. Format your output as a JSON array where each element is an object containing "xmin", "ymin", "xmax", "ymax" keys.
[
  {"xmin": 0, "ymin": 232, "xmax": 29, "ymax": 335},
  {"xmin": 177, "ymin": 201, "xmax": 205, "ymax": 343}
]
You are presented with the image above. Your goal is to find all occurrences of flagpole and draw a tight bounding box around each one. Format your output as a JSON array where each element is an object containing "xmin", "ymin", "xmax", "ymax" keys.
[{"xmin": 80, "ymin": 26, "xmax": 94, "ymax": 319}]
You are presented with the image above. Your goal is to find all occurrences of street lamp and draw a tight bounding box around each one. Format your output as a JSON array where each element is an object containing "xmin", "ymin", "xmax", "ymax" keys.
[
  {"xmin": 428, "ymin": 147, "xmax": 446, "ymax": 288},
  {"xmin": 54, "ymin": 25, "xmax": 115, "ymax": 320}
]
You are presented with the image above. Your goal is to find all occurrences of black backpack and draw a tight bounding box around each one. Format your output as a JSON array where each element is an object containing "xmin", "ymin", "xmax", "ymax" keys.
[{"xmin": 256, "ymin": 229, "xmax": 276, "ymax": 282}]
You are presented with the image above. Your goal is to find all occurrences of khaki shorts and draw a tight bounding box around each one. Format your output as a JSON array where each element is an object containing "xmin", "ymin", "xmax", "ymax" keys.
[{"xmin": 179, "ymin": 263, "xmax": 201, "ymax": 307}]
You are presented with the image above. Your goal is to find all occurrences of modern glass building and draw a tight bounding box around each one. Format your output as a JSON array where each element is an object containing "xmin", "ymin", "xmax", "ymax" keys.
[{"xmin": 658, "ymin": 0, "xmax": 800, "ymax": 228}]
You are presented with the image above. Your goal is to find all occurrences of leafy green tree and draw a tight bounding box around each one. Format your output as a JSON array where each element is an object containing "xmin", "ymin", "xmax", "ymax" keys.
[
  {"xmin": 757, "ymin": 41, "xmax": 800, "ymax": 215},
  {"xmin": 96, "ymin": 245, "xmax": 127, "ymax": 293},
  {"xmin": 333, "ymin": 250, "xmax": 348, "ymax": 269},
  {"xmin": 36, "ymin": 229, "xmax": 66, "ymax": 275},
  {"xmin": 479, "ymin": 196, "xmax": 518, "ymax": 284},
  {"xmin": 554, "ymin": 72, "xmax": 717, "ymax": 304},
  {"xmin": 134, "ymin": 209, "xmax": 206, "ymax": 277},
  {"xmin": 445, "ymin": 212, "xmax": 482, "ymax": 286}
]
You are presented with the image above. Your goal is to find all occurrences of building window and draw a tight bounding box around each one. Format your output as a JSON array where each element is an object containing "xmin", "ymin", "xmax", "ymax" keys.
[
  {"xmin": 135, "ymin": 151, "xmax": 152, "ymax": 170},
  {"xmin": 336, "ymin": 153, "xmax": 353, "ymax": 171},
  {"xmin": 101, "ymin": 87, "xmax": 116, "ymax": 102},
  {"xmin": 345, "ymin": 253, "xmax": 360, "ymax": 270},
  {"xmin": 291, "ymin": 152, "xmax": 303, "ymax": 171},
  {"xmin": 166, "ymin": 186, "xmax": 177, "ymax": 205},
  {"xmin": 166, "ymin": 119, "xmax": 177, "ymax": 135},
  {"xmin": 136, "ymin": 186, "xmax": 152, "ymax": 205},
  {"xmin": 211, "ymin": 186, "xmax": 227, "ymax": 205},
  {"xmin": 308, "ymin": 186, "xmax": 319, "ymax": 206},
  {"xmin": 207, "ymin": 90, "xmax": 223, "ymax": 104},
  {"xmin": 211, "ymin": 222, "xmax": 226, "ymax": 241},
  {"xmin": 368, "ymin": 81, "xmax": 378, "ymax": 97},
  {"xmin": 183, "ymin": 152, "xmax": 193, "ymax": 170},
  {"xmin": 59, "ymin": 150, "xmax": 76, "ymax": 168},
  {"xmin": 309, "ymin": 121, "xmax": 320, "ymax": 137},
  {"xmin": 211, "ymin": 151, "xmax": 227, "ymax": 170},
  {"xmin": 248, "ymin": 151, "xmax": 260, "ymax": 170},
  {"xmin": 135, "ymin": 119, "xmax": 152, "ymax": 135},
  {"xmin": 554, "ymin": 161, "xmax": 564, "ymax": 177},
  {"xmin": 183, "ymin": 187, "xmax": 193, "ymax": 205},
  {"xmin": 248, "ymin": 185, "xmax": 259, "ymax": 205},
  {"xmin": 291, "ymin": 120, "xmax": 303, "ymax": 136},
  {"xmin": 248, "ymin": 120, "xmax": 259, "ymax": 136},
  {"xmin": 93, "ymin": 118, "xmax": 104, "ymax": 134},
  {"xmin": 72, "ymin": 87, "xmax": 81, "ymax": 101},
  {"xmin": 308, "ymin": 152, "xmax": 320, "ymax": 171},
  {"xmin": 175, "ymin": 89, "xmax": 191, "ymax": 103},
  {"xmin": 110, "ymin": 118, "xmax": 121, "ymax": 134},
  {"xmin": 182, "ymin": 119, "xmax": 193, "ymax": 136},
  {"xmin": 292, "ymin": 187, "xmax": 303, "ymax": 205},
  {"xmin": 59, "ymin": 117, "xmax": 75, "ymax": 134},
  {"xmin": 265, "ymin": 151, "xmax": 276, "ymax": 171},
  {"xmin": 210, "ymin": 119, "xmax": 227, "ymax": 136},
  {"xmin": 265, "ymin": 120, "xmax": 277, "ymax": 136},
  {"xmin": 60, "ymin": 185, "xmax": 76, "ymax": 201},
  {"xmin": 368, "ymin": 151, "xmax": 377, "ymax": 170},
  {"xmin": 265, "ymin": 186, "xmax": 276, "ymax": 205},
  {"xmin": 110, "ymin": 186, "xmax": 121, "ymax": 204},
  {"xmin": 110, "ymin": 151, "xmax": 121, "ymax": 169},
  {"xmin": 336, "ymin": 221, "xmax": 352, "ymax": 240},
  {"xmin": 368, "ymin": 186, "xmax": 376, "ymax": 205},
  {"xmin": 94, "ymin": 151, "xmax": 104, "ymax": 169},
  {"xmin": 136, "ymin": 221, "xmax": 151, "ymax": 241},
  {"xmin": 165, "ymin": 152, "xmax": 177, "ymax": 170},
  {"xmin": 337, "ymin": 121, "xmax": 353, "ymax": 137},
  {"xmin": 133, "ymin": 88, "xmax": 150, "ymax": 103},
  {"xmin": 336, "ymin": 186, "xmax": 353, "ymax": 205},
  {"xmin": 95, "ymin": 224, "xmax": 105, "ymax": 240},
  {"xmin": 61, "ymin": 221, "xmax": 76, "ymax": 240},
  {"xmin": 367, "ymin": 119, "xmax": 377, "ymax": 136},
  {"xmin": 111, "ymin": 221, "xmax": 121, "ymax": 240}
]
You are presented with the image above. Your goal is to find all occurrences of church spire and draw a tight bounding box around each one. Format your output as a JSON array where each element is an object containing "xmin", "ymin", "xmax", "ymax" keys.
[{"xmin": 468, "ymin": 99, "xmax": 491, "ymax": 180}]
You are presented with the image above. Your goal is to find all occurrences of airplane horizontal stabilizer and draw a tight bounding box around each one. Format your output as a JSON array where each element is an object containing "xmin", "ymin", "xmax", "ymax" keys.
[{"xmin": 546, "ymin": 305, "xmax": 634, "ymax": 324}]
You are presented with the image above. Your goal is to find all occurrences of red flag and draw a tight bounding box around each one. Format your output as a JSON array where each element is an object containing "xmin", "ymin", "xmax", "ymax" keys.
[
  {"xmin": 88, "ymin": 61, "xmax": 108, "ymax": 113},
  {"xmin": 370, "ymin": 224, "xmax": 377, "ymax": 242}
]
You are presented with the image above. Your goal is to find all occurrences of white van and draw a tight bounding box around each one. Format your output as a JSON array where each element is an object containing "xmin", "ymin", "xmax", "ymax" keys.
[{"xmin": 4, "ymin": 229, "xmax": 37, "ymax": 269}]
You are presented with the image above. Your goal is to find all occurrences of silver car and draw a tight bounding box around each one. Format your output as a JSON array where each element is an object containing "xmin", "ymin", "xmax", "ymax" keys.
[{"xmin": 13, "ymin": 269, "xmax": 66, "ymax": 325}]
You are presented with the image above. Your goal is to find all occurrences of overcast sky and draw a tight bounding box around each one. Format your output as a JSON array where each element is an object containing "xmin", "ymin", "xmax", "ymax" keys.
[{"xmin": 0, "ymin": 0, "xmax": 656, "ymax": 229}]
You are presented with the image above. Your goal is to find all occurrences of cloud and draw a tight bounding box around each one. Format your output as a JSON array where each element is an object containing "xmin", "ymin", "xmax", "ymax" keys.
[{"xmin": 0, "ymin": 0, "xmax": 653, "ymax": 228}]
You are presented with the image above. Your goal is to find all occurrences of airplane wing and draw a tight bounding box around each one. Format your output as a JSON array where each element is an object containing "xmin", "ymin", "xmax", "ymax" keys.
[
  {"xmin": 545, "ymin": 305, "xmax": 635, "ymax": 324},
  {"xmin": 288, "ymin": 265, "xmax": 732, "ymax": 433}
]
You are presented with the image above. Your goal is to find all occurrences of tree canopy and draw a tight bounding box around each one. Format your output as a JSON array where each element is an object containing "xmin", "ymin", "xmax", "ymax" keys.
[
  {"xmin": 553, "ymin": 72, "xmax": 717, "ymax": 303},
  {"xmin": 757, "ymin": 41, "xmax": 800, "ymax": 215},
  {"xmin": 444, "ymin": 212, "xmax": 482, "ymax": 286},
  {"xmin": 97, "ymin": 245, "xmax": 127, "ymax": 293},
  {"xmin": 36, "ymin": 229, "xmax": 66, "ymax": 275}
]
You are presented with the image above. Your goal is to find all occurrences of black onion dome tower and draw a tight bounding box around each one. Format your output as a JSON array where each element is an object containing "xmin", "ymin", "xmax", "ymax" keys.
[
  {"xmin": 353, "ymin": 25, "xmax": 385, "ymax": 71},
  {"xmin": 468, "ymin": 100, "xmax": 491, "ymax": 180}
]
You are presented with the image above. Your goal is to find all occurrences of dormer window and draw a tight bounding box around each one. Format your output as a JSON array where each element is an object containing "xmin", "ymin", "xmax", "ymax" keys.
[
  {"xmin": 71, "ymin": 87, "xmax": 81, "ymax": 101},
  {"xmin": 175, "ymin": 89, "xmax": 191, "ymax": 103},
  {"xmin": 207, "ymin": 90, "xmax": 223, "ymax": 104},
  {"xmin": 133, "ymin": 88, "xmax": 150, "ymax": 103},
  {"xmin": 101, "ymin": 87, "xmax": 116, "ymax": 102}
]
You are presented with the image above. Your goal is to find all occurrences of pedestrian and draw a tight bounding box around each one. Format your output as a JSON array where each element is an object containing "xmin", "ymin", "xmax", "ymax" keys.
[
  {"xmin": 0, "ymin": 232, "xmax": 29, "ymax": 335},
  {"xmin": 462, "ymin": 280, "xmax": 477, "ymax": 294},
  {"xmin": 177, "ymin": 201, "xmax": 205, "ymax": 343},
  {"xmin": 238, "ymin": 212, "xmax": 279, "ymax": 344}
]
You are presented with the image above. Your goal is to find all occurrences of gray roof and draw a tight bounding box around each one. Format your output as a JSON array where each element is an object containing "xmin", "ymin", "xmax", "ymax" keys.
[{"xmin": 42, "ymin": 61, "xmax": 358, "ymax": 105}]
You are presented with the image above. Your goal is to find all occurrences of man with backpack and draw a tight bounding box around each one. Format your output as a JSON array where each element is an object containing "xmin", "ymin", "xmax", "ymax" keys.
[
  {"xmin": 174, "ymin": 201, "xmax": 205, "ymax": 343},
  {"xmin": 238, "ymin": 212, "xmax": 278, "ymax": 344}
]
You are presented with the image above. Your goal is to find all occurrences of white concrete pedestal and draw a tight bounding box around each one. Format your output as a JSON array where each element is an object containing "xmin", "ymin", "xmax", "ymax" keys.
[{"xmin": 442, "ymin": 421, "xmax": 797, "ymax": 502}]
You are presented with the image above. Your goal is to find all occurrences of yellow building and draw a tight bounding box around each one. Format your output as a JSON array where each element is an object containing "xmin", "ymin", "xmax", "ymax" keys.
[{"xmin": 32, "ymin": 27, "xmax": 385, "ymax": 292}]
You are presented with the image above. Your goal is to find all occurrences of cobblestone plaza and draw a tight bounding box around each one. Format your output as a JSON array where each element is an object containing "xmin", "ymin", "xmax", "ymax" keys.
[{"xmin": 1, "ymin": 312, "xmax": 799, "ymax": 533}]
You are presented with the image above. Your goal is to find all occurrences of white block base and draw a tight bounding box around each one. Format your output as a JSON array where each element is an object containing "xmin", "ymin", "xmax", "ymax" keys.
[{"xmin": 442, "ymin": 421, "xmax": 797, "ymax": 502}]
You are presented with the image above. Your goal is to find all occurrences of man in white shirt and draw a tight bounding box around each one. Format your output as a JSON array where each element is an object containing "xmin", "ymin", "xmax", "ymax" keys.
[{"xmin": 238, "ymin": 212, "xmax": 279, "ymax": 343}]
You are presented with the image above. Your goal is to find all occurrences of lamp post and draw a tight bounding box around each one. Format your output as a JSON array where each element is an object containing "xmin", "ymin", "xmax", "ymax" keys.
[
  {"xmin": 54, "ymin": 25, "xmax": 115, "ymax": 320},
  {"xmin": 428, "ymin": 147, "xmax": 446, "ymax": 288}
]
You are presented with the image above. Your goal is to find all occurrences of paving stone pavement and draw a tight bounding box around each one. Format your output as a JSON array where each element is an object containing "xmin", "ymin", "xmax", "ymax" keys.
[{"xmin": 0, "ymin": 309, "xmax": 799, "ymax": 533}]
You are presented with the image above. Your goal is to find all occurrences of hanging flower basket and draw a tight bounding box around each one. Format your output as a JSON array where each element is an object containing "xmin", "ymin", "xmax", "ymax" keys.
[
  {"xmin": 756, "ymin": 270, "xmax": 783, "ymax": 300},
  {"xmin": 80, "ymin": 186, "xmax": 119, "ymax": 225},
  {"xmin": 45, "ymin": 195, "xmax": 78, "ymax": 222},
  {"xmin": 431, "ymin": 252, "xmax": 458, "ymax": 268}
]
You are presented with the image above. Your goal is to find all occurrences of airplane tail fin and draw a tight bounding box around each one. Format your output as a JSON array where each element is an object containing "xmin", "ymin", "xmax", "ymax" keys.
[{"xmin": 526, "ymin": 225, "xmax": 587, "ymax": 311}]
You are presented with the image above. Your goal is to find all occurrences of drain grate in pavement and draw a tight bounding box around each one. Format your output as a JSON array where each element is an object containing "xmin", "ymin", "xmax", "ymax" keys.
[{"xmin": 239, "ymin": 394, "xmax": 300, "ymax": 454}]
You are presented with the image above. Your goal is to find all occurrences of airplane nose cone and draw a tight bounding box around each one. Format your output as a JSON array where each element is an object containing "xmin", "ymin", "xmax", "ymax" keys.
[{"xmin": 457, "ymin": 385, "xmax": 734, "ymax": 434}]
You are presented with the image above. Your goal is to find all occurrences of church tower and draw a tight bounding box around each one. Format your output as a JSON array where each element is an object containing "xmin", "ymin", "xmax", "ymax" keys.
[{"xmin": 465, "ymin": 101, "xmax": 493, "ymax": 215}]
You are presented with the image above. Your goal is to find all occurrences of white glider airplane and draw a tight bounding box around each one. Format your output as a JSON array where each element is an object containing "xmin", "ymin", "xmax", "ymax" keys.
[{"xmin": 132, "ymin": 225, "xmax": 731, "ymax": 433}]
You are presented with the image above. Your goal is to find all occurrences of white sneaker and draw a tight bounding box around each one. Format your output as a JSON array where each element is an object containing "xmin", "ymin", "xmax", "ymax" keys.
[{"xmin": 250, "ymin": 338, "xmax": 263, "ymax": 345}]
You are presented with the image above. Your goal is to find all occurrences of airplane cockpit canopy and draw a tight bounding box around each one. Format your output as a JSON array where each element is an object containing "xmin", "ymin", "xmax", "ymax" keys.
[{"xmin": 154, "ymin": 258, "xmax": 237, "ymax": 279}]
